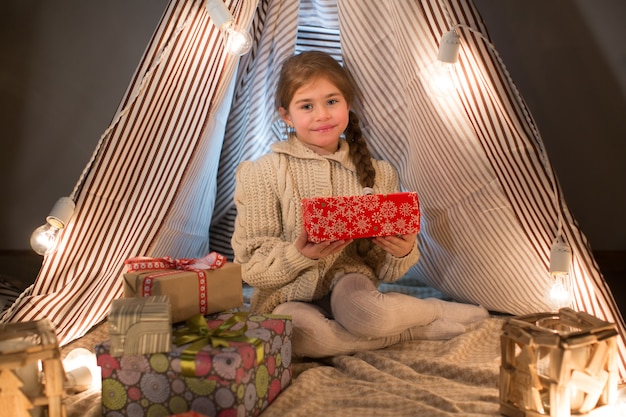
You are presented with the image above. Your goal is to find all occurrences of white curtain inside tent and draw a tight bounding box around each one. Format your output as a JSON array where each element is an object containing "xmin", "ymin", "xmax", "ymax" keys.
[{"xmin": 2, "ymin": 0, "xmax": 624, "ymax": 382}]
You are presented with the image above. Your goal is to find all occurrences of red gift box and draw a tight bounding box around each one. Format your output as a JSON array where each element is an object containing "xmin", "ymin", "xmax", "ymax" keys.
[{"xmin": 302, "ymin": 191, "xmax": 420, "ymax": 242}]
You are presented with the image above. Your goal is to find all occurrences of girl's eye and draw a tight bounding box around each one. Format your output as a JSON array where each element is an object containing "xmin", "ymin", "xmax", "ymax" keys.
[
  {"xmin": 301, "ymin": 104, "xmax": 313, "ymax": 110},
  {"xmin": 328, "ymin": 99, "xmax": 338, "ymax": 105}
]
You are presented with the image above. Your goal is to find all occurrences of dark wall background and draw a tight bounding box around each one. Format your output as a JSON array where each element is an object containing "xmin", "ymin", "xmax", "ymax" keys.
[
  {"xmin": 0, "ymin": 0, "xmax": 169, "ymax": 250},
  {"xmin": 474, "ymin": 0, "xmax": 626, "ymax": 252},
  {"xmin": 1, "ymin": 0, "xmax": 625, "ymax": 252}
]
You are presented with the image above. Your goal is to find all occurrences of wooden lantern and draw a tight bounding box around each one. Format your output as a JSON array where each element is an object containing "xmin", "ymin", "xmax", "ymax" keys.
[
  {"xmin": 500, "ymin": 308, "xmax": 619, "ymax": 417},
  {"xmin": 0, "ymin": 319, "xmax": 66, "ymax": 417}
]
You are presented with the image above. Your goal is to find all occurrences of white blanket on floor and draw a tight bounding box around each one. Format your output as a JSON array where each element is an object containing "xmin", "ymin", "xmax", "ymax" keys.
[
  {"xmin": 260, "ymin": 318, "xmax": 504, "ymax": 417},
  {"xmin": 64, "ymin": 317, "xmax": 506, "ymax": 417}
]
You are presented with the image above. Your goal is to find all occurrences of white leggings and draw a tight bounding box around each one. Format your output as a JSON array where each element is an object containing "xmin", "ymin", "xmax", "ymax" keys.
[{"xmin": 272, "ymin": 273, "xmax": 488, "ymax": 358}]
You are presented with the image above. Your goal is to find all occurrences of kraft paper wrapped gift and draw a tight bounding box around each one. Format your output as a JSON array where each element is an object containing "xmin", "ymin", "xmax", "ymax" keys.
[
  {"xmin": 124, "ymin": 254, "xmax": 243, "ymax": 323},
  {"xmin": 302, "ymin": 191, "xmax": 420, "ymax": 243},
  {"xmin": 97, "ymin": 312, "xmax": 293, "ymax": 417}
]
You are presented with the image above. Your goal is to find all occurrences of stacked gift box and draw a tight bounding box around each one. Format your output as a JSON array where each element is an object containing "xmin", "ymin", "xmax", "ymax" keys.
[
  {"xmin": 97, "ymin": 312, "xmax": 292, "ymax": 417},
  {"xmin": 97, "ymin": 254, "xmax": 293, "ymax": 417},
  {"xmin": 123, "ymin": 253, "xmax": 243, "ymax": 324},
  {"xmin": 108, "ymin": 295, "xmax": 172, "ymax": 356}
]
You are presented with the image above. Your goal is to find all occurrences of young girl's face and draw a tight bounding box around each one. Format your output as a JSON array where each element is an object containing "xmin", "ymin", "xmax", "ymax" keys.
[{"xmin": 279, "ymin": 76, "xmax": 350, "ymax": 155}]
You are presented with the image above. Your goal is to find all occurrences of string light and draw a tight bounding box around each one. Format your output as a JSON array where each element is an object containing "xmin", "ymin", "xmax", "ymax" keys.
[
  {"xmin": 205, "ymin": 0, "xmax": 252, "ymax": 56},
  {"xmin": 548, "ymin": 238, "xmax": 574, "ymax": 309},
  {"xmin": 425, "ymin": 9, "xmax": 570, "ymax": 308},
  {"xmin": 30, "ymin": 197, "xmax": 75, "ymax": 256},
  {"xmin": 29, "ymin": 1, "xmax": 251, "ymax": 257},
  {"xmin": 63, "ymin": 348, "xmax": 101, "ymax": 392},
  {"xmin": 421, "ymin": 30, "xmax": 461, "ymax": 97}
]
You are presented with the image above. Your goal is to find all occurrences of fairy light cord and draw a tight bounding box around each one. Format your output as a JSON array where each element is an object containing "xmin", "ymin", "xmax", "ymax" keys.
[
  {"xmin": 456, "ymin": 22, "xmax": 564, "ymax": 241},
  {"xmin": 64, "ymin": 1, "xmax": 565, "ymax": 244},
  {"xmin": 437, "ymin": 1, "xmax": 565, "ymax": 243}
]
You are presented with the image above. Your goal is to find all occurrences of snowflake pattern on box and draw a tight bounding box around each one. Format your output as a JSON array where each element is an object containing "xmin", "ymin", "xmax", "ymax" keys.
[{"xmin": 301, "ymin": 192, "xmax": 420, "ymax": 243}]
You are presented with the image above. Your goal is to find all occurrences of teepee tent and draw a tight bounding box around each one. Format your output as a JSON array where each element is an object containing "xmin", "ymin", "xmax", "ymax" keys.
[{"xmin": 2, "ymin": 0, "xmax": 625, "ymax": 381}]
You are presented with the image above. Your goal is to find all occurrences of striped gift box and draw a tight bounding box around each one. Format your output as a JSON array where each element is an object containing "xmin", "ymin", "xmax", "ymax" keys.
[{"xmin": 108, "ymin": 295, "xmax": 171, "ymax": 356}]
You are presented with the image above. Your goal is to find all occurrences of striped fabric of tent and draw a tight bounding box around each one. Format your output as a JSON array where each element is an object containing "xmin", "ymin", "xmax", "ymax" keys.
[
  {"xmin": 212, "ymin": 0, "xmax": 626, "ymax": 379},
  {"xmin": 2, "ymin": 0, "xmax": 624, "ymax": 383},
  {"xmin": 336, "ymin": 0, "xmax": 626, "ymax": 380},
  {"xmin": 0, "ymin": 0, "xmax": 257, "ymax": 345}
]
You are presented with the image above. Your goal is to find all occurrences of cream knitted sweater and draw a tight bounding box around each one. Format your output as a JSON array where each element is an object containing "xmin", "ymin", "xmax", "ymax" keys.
[{"xmin": 231, "ymin": 136, "xmax": 420, "ymax": 313}]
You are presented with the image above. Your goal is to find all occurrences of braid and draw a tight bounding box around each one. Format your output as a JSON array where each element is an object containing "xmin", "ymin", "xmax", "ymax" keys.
[{"xmin": 345, "ymin": 111, "xmax": 376, "ymax": 188}]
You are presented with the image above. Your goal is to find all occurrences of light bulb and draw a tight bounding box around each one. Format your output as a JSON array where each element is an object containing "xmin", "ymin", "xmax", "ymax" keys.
[
  {"xmin": 422, "ymin": 61, "xmax": 458, "ymax": 97},
  {"xmin": 547, "ymin": 239, "xmax": 574, "ymax": 309},
  {"xmin": 221, "ymin": 21, "xmax": 252, "ymax": 56},
  {"xmin": 549, "ymin": 272, "xmax": 572, "ymax": 308},
  {"xmin": 30, "ymin": 196, "xmax": 75, "ymax": 256},
  {"xmin": 206, "ymin": 0, "xmax": 252, "ymax": 56},
  {"xmin": 63, "ymin": 347, "xmax": 101, "ymax": 392},
  {"xmin": 30, "ymin": 222, "xmax": 62, "ymax": 256},
  {"xmin": 421, "ymin": 30, "xmax": 461, "ymax": 97}
]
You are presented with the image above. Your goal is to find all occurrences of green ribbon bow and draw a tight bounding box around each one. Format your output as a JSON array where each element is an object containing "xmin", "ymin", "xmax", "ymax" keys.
[{"xmin": 173, "ymin": 312, "xmax": 264, "ymax": 377}]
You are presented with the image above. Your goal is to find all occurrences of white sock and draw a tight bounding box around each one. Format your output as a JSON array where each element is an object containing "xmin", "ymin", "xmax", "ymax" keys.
[{"xmin": 402, "ymin": 319, "xmax": 466, "ymax": 341}]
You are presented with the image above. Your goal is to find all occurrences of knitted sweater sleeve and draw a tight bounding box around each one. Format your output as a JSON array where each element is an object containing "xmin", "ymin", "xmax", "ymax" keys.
[{"xmin": 231, "ymin": 157, "xmax": 319, "ymax": 293}]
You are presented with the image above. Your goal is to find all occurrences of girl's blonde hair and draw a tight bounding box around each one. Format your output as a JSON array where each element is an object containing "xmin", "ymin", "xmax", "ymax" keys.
[{"xmin": 275, "ymin": 51, "xmax": 376, "ymax": 188}]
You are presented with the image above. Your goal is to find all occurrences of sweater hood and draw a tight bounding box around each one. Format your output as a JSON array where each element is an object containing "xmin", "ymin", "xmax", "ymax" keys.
[{"xmin": 270, "ymin": 136, "xmax": 357, "ymax": 173}]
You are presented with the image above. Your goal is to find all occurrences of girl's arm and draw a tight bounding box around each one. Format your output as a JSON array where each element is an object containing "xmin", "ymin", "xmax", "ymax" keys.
[{"xmin": 231, "ymin": 159, "xmax": 319, "ymax": 291}]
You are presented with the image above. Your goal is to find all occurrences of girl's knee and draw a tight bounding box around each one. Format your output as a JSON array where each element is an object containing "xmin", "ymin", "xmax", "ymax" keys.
[
  {"xmin": 332, "ymin": 273, "xmax": 375, "ymax": 295},
  {"xmin": 271, "ymin": 299, "xmax": 399, "ymax": 357},
  {"xmin": 272, "ymin": 302, "xmax": 337, "ymax": 357},
  {"xmin": 331, "ymin": 275, "xmax": 391, "ymax": 336}
]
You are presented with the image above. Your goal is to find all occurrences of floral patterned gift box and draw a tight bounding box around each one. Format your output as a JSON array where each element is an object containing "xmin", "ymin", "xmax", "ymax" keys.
[{"xmin": 96, "ymin": 312, "xmax": 292, "ymax": 417}]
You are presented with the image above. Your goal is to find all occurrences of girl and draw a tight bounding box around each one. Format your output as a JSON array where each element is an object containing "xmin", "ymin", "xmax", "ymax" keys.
[{"xmin": 231, "ymin": 51, "xmax": 488, "ymax": 357}]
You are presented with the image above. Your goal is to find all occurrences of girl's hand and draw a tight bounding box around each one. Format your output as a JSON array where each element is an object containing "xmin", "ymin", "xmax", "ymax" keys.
[
  {"xmin": 295, "ymin": 229, "xmax": 352, "ymax": 260},
  {"xmin": 372, "ymin": 233, "xmax": 417, "ymax": 258}
]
